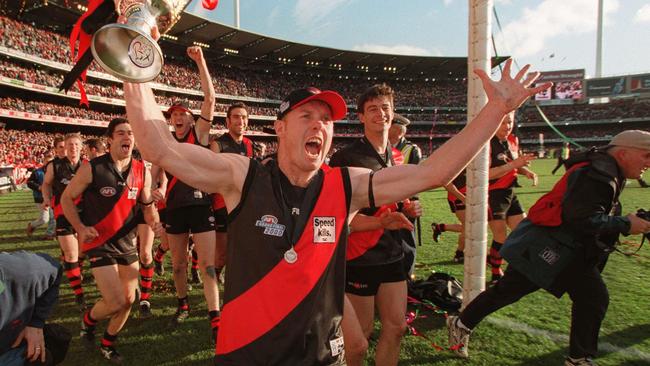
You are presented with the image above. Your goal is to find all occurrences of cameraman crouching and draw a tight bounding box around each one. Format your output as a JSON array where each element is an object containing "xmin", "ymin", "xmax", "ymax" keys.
[{"xmin": 447, "ymin": 130, "xmax": 650, "ymax": 366}]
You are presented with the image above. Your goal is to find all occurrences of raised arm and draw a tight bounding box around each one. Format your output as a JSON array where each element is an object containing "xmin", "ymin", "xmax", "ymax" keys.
[
  {"xmin": 348, "ymin": 60, "xmax": 551, "ymax": 212},
  {"xmin": 187, "ymin": 46, "xmax": 216, "ymax": 144},
  {"xmin": 123, "ymin": 82, "xmax": 248, "ymax": 209}
]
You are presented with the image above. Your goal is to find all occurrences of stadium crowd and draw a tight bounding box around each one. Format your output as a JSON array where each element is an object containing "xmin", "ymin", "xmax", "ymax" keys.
[{"xmin": 0, "ymin": 16, "xmax": 469, "ymax": 107}]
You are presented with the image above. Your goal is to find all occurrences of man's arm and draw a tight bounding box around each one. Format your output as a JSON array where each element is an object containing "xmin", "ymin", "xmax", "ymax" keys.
[
  {"xmin": 41, "ymin": 164, "xmax": 54, "ymax": 209},
  {"xmin": 349, "ymin": 211, "xmax": 414, "ymax": 233},
  {"xmin": 445, "ymin": 183, "xmax": 465, "ymax": 203},
  {"xmin": 140, "ymin": 166, "xmax": 160, "ymax": 227},
  {"xmin": 187, "ymin": 46, "xmax": 216, "ymax": 144},
  {"xmin": 488, "ymin": 152, "xmax": 535, "ymax": 180},
  {"xmin": 61, "ymin": 163, "xmax": 100, "ymax": 243},
  {"xmin": 123, "ymin": 82, "xmax": 248, "ymax": 209},
  {"xmin": 348, "ymin": 60, "xmax": 551, "ymax": 212}
]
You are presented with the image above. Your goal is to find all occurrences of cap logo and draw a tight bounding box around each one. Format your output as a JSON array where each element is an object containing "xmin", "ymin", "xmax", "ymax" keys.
[{"xmin": 279, "ymin": 100, "xmax": 290, "ymax": 114}]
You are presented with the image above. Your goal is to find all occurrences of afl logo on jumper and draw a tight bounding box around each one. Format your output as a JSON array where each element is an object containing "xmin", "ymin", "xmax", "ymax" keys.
[
  {"xmin": 497, "ymin": 153, "xmax": 508, "ymax": 162},
  {"xmin": 255, "ymin": 215, "xmax": 285, "ymax": 237},
  {"xmin": 100, "ymin": 186, "xmax": 117, "ymax": 197},
  {"xmin": 313, "ymin": 216, "xmax": 335, "ymax": 243}
]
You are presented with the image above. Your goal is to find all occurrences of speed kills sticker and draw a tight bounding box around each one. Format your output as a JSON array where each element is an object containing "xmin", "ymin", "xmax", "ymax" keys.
[{"xmin": 313, "ymin": 216, "xmax": 335, "ymax": 243}]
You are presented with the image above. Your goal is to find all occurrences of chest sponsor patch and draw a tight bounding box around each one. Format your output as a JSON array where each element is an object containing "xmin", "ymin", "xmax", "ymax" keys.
[
  {"xmin": 255, "ymin": 214, "xmax": 285, "ymax": 237},
  {"xmin": 329, "ymin": 336, "xmax": 344, "ymax": 357},
  {"xmin": 100, "ymin": 186, "xmax": 117, "ymax": 197},
  {"xmin": 313, "ymin": 216, "xmax": 335, "ymax": 243}
]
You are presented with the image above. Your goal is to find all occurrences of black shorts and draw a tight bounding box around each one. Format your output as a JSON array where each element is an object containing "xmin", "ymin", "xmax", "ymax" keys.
[
  {"xmin": 87, "ymin": 253, "xmax": 139, "ymax": 269},
  {"xmin": 214, "ymin": 207, "xmax": 228, "ymax": 233},
  {"xmin": 488, "ymin": 188, "xmax": 524, "ymax": 221},
  {"xmin": 135, "ymin": 210, "xmax": 146, "ymax": 225},
  {"xmin": 165, "ymin": 205, "xmax": 215, "ymax": 235},
  {"xmin": 55, "ymin": 215, "xmax": 74, "ymax": 236},
  {"xmin": 345, "ymin": 260, "xmax": 407, "ymax": 296},
  {"xmin": 158, "ymin": 208, "xmax": 167, "ymax": 225},
  {"xmin": 448, "ymin": 199, "xmax": 466, "ymax": 213}
]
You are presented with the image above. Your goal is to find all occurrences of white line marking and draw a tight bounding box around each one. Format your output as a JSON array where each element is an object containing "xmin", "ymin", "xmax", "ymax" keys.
[{"xmin": 486, "ymin": 316, "xmax": 650, "ymax": 361}]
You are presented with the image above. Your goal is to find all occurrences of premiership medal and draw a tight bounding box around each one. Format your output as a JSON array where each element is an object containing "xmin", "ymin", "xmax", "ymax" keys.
[{"xmin": 284, "ymin": 246, "xmax": 298, "ymax": 264}]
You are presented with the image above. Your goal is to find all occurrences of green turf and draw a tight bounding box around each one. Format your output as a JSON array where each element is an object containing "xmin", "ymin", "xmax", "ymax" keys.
[{"xmin": 1, "ymin": 159, "xmax": 649, "ymax": 365}]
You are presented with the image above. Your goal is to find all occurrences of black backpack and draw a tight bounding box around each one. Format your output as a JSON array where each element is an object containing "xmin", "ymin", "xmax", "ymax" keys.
[{"xmin": 408, "ymin": 272, "xmax": 463, "ymax": 312}]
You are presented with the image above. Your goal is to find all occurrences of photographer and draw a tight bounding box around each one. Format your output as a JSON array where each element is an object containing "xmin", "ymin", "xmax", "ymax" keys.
[{"xmin": 448, "ymin": 130, "xmax": 650, "ymax": 366}]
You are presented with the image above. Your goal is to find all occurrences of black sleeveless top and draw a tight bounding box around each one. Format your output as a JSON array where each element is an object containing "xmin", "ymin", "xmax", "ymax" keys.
[
  {"xmin": 329, "ymin": 138, "xmax": 404, "ymax": 266},
  {"xmin": 215, "ymin": 160, "xmax": 350, "ymax": 365},
  {"xmin": 81, "ymin": 154, "xmax": 144, "ymax": 253},
  {"xmin": 165, "ymin": 127, "xmax": 212, "ymax": 209}
]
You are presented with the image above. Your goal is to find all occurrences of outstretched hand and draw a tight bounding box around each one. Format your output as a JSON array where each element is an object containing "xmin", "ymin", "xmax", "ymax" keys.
[{"xmin": 475, "ymin": 59, "xmax": 552, "ymax": 114}]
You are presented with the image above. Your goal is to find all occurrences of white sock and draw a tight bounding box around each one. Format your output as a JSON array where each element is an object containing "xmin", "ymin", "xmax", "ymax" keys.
[{"xmin": 456, "ymin": 318, "xmax": 471, "ymax": 331}]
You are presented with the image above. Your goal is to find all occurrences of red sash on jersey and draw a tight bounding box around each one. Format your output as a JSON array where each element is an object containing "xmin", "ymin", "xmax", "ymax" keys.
[
  {"xmin": 447, "ymin": 185, "xmax": 467, "ymax": 202},
  {"xmin": 346, "ymin": 148, "xmax": 402, "ymax": 260},
  {"xmin": 82, "ymin": 160, "xmax": 144, "ymax": 252},
  {"xmin": 346, "ymin": 202, "xmax": 399, "ymax": 261},
  {"xmin": 489, "ymin": 135, "xmax": 519, "ymax": 191},
  {"xmin": 52, "ymin": 196, "xmax": 81, "ymax": 219},
  {"xmin": 216, "ymin": 168, "xmax": 347, "ymax": 355},
  {"xmin": 392, "ymin": 147, "xmax": 404, "ymax": 166},
  {"xmin": 243, "ymin": 137, "xmax": 253, "ymax": 157}
]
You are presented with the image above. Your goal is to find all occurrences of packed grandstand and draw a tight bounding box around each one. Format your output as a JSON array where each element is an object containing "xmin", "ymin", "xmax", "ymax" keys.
[{"xmin": 1, "ymin": 5, "xmax": 649, "ymax": 177}]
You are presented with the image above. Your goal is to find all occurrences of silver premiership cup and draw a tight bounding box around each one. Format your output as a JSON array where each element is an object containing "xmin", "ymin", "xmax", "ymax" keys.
[{"xmin": 91, "ymin": 0, "xmax": 189, "ymax": 82}]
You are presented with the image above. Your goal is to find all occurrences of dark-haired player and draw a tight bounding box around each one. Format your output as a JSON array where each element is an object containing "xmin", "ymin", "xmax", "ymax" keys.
[
  {"xmin": 61, "ymin": 118, "xmax": 159, "ymax": 363},
  {"xmin": 210, "ymin": 102, "xmax": 254, "ymax": 277}
]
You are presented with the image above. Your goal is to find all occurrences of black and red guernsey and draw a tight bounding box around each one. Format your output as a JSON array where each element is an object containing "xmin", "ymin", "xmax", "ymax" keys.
[
  {"xmin": 80, "ymin": 154, "xmax": 145, "ymax": 252},
  {"xmin": 489, "ymin": 134, "xmax": 519, "ymax": 190},
  {"xmin": 329, "ymin": 137, "xmax": 404, "ymax": 266},
  {"xmin": 165, "ymin": 127, "xmax": 212, "ymax": 210},
  {"xmin": 213, "ymin": 133, "xmax": 254, "ymax": 210},
  {"xmin": 51, "ymin": 157, "xmax": 84, "ymax": 219},
  {"xmin": 215, "ymin": 160, "xmax": 351, "ymax": 365}
]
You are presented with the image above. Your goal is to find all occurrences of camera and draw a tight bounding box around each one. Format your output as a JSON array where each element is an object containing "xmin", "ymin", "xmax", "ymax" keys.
[{"xmin": 636, "ymin": 209, "xmax": 650, "ymax": 221}]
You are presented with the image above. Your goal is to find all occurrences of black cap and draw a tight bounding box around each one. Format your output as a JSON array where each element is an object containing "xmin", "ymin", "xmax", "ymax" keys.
[{"xmin": 277, "ymin": 87, "xmax": 347, "ymax": 121}]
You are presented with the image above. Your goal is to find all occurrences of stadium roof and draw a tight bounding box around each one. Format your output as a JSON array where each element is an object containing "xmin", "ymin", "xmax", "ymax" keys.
[
  {"xmin": 10, "ymin": 0, "xmax": 507, "ymax": 77},
  {"xmin": 167, "ymin": 13, "xmax": 508, "ymax": 77}
]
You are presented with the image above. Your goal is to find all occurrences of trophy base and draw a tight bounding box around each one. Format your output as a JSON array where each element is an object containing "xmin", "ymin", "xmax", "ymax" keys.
[{"xmin": 91, "ymin": 23, "xmax": 164, "ymax": 83}]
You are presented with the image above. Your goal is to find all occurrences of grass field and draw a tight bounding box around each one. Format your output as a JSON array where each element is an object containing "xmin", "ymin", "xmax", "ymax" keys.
[{"xmin": 2, "ymin": 159, "xmax": 650, "ymax": 365}]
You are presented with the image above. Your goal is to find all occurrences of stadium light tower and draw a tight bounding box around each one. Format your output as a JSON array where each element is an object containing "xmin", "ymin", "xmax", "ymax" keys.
[
  {"xmin": 463, "ymin": 0, "xmax": 492, "ymax": 306},
  {"xmin": 595, "ymin": 0, "xmax": 603, "ymax": 77}
]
